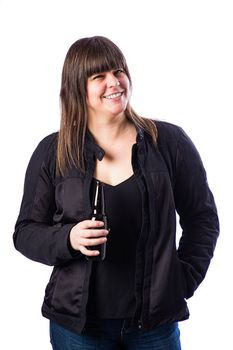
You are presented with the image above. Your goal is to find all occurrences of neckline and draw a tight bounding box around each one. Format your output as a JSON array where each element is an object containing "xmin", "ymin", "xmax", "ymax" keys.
[{"xmin": 93, "ymin": 174, "xmax": 135, "ymax": 188}]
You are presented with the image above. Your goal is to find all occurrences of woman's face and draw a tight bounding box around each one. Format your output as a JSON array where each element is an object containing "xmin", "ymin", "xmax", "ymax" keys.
[{"xmin": 86, "ymin": 69, "xmax": 131, "ymax": 120}]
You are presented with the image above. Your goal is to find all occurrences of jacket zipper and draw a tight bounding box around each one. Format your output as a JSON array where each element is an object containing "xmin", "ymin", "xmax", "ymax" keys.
[{"xmin": 132, "ymin": 142, "xmax": 148, "ymax": 330}]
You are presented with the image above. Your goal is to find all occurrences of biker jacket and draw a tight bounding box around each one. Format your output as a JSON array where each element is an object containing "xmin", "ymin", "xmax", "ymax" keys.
[{"xmin": 13, "ymin": 121, "xmax": 219, "ymax": 333}]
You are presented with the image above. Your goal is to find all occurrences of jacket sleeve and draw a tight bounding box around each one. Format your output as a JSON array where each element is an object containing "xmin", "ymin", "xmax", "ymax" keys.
[
  {"xmin": 174, "ymin": 128, "xmax": 219, "ymax": 299},
  {"xmin": 13, "ymin": 134, "xmax": 79, "ymax": 266}
]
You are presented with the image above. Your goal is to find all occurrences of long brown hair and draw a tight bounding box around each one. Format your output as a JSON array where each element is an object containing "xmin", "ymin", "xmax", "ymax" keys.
[{"xmin": 57, "ymin": 36, "xmax": 157, "ymax": 175}]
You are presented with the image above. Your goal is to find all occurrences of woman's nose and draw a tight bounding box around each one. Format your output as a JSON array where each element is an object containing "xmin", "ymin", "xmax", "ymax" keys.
[{"xmin": 106, "ymin": 73, "xmax": 120, "ymax": 87}]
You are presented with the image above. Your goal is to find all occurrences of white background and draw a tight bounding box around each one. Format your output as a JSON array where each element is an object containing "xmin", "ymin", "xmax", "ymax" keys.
[{"xmin": 0, "ymin": 0, "xmax": 232, "ymax": 349}]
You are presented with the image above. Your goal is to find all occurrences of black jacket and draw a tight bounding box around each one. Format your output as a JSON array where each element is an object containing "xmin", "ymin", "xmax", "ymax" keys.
[{"xmin": 13, "ymin": 121, "xmax": 219, "ymax": 333}]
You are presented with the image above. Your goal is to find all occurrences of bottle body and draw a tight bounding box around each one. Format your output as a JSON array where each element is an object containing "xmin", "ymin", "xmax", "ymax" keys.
[{"xmin": 87, "ymin": 180, "xmax": 108, "ymax": 261}]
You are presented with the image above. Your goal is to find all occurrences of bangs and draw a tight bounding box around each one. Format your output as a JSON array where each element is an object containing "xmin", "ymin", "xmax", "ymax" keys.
[{"xmin": 83, "ymin": 37, "xmax": 128, "ymax": 78}]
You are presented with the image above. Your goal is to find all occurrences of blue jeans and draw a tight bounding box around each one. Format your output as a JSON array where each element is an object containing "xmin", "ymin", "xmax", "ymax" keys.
[{"xmin": 50, "ymin": 318, "xmax": 182, "ymax": 350}]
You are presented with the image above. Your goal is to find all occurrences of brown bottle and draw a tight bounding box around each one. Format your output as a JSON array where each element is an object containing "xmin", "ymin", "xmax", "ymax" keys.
[{"xmin": 87, "ymin": 180, "xmax": 108, "ymax": 261}]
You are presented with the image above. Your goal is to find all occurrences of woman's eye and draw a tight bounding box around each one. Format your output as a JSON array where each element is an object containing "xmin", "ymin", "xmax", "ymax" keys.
[
  {"xmin": 114, "ymin": 69, "xmax": 124, "ymax": 76},
  {"xmin": 93, "ymin": 74, "xmax": 104, "ymax": 80}
]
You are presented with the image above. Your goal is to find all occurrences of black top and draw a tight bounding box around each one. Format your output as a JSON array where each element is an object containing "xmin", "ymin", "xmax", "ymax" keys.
[{"xmin": 87, "ymin": 174, "xmax": 142, "ymax": 318}]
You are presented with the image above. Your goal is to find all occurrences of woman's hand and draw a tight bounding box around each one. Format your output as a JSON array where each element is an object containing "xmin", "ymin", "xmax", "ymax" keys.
[{"xmin": 69, "ymin": 220, "xmax": 109, "ymax": 257}]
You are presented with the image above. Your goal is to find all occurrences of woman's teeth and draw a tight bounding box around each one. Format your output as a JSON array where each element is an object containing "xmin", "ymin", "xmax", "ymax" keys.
[{"xmin": 104, "ymin": 92, "xmax": 122, "ymax": 99}]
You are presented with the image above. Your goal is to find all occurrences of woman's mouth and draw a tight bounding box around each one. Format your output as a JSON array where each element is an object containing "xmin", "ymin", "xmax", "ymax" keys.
[{"xmin": 103, "ymin": 92, "xmax": 123, "ymax": 100}]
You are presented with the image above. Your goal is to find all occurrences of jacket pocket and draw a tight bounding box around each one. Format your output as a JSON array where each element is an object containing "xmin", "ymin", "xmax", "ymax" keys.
[
  {"xmin": 45, "ymin": 259, "xmax": 87, "ymax": 317},
  {"xmin": 54, "ymin": 177, "xmax": 85, "ymax": 223},
  {"xmin": 176, "ymin": 256, "xmax": 188, "ymax": 299},
  {"xmin": 44, "ymin": 266, "xmax": 61, "ymax": 307},
  {"xmin": 149, "ymin": 252, "xmax": 187, "ymax": 317},
  {"xmin": 178, "ymin": 259, "xmax": 198, "ymax": 299}
]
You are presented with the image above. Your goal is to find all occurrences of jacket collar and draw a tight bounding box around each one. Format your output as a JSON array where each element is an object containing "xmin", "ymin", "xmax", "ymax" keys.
[
  {"xmin": 84, "ymin": 125, "xmax": 145, "ymax": 161},
  {"xmin": 84, "ymin": 131, "xmax": 105, "ymax": 161}
]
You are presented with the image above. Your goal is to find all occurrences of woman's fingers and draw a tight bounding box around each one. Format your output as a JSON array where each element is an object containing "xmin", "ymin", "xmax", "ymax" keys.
[
  {"xmin": 80, "ymin": 236, "xmax": 107, "ymax": 247},
  {"xmin": 78, "ymin": 220, "xmax": 105, "ymax": 229},
  {"xmin": 69, "ymin": 220, "xmax": 109, "ymax": 253},
  {"xmin": 82, "ymin": 229, "xmax": 109, "ymax": 238},
  {"xmin": 79, "ymin": 246, "xmax": 100, "ymax": 257}
]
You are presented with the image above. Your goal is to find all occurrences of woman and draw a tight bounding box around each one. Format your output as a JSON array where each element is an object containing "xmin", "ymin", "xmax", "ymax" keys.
[{"xmin": 13, "ymin": 36, "xmax": 219, "ymax": 350}]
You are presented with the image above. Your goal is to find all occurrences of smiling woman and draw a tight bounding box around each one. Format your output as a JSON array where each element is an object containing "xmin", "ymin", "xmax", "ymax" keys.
[
  {"xmin": 86, "ymin": 69, "xmax": 130, "ymax": 122},
  {"xmin": 13, "ymin": 36, "xmax": 219, "ymax": 350}
]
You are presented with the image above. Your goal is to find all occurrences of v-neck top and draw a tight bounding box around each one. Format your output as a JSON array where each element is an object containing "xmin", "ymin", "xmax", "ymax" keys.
[{"xmin": 87, "ymin": 174, "xmax": 142, "ymax": 318}]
